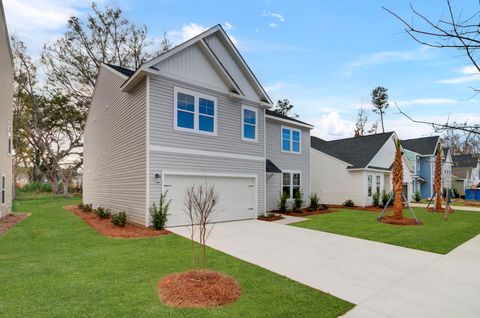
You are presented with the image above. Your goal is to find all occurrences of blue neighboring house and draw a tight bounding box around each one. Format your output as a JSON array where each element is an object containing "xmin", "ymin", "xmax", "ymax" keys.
[{"xmin": 401, "ymin": 136, "xmax": 441, "ymax": 199}]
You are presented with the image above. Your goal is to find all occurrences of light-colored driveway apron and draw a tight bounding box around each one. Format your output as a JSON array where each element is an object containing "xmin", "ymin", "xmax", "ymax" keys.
[{"xmin": 170, "ymin": 220, "xmax": 480, "ymax": 317}]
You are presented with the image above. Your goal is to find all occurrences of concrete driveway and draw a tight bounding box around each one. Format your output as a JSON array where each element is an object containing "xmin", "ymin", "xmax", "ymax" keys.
[{"xmin": 170, "ymin": 220, "xmax": 480, "ymax": 317}]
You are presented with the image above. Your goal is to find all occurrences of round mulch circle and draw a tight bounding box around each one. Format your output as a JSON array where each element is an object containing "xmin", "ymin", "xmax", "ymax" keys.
[
  {"xmin": 380, "ymin": 216, "xmax": 422, "ymax": 226},
  {"xmin": 157, "ymin": 270, "xmax": 241, "ymax": 308}
]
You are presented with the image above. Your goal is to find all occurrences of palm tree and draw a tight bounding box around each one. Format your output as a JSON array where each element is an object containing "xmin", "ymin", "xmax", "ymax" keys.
[
  {"xmin": 393, "ymin": 139, "xmax": 404, "ymax": 219},
  {"xmin": 434, "ymin": 144, "xmax": 443, "ymax": 211}
]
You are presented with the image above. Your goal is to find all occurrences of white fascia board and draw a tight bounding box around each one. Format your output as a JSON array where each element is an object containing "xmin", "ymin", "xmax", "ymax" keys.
[{"xmin": 265, "ymin": 115, "xmax": 314, "ymax": 129}]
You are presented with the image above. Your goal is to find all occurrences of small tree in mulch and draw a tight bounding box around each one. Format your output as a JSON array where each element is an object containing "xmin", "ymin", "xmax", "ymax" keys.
[{"xmin": 157, "ymin": 183, "xmax": 241, "ymax": 308}]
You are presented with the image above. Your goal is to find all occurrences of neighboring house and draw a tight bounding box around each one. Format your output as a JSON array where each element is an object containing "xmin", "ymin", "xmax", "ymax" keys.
[
  {"xmin": 0, "ymin": 0, "xmax": 13, "ymax": 219},
  {"xmin": 310, "ymin": 132, "xmax": 413, "ymax": 207},
  {"xmin": 452, "ymin": 154, "xmax": 480, "ymax": 196},
  {"xmin": 401, "ymin": 136, "xmax": 441, "ymax": 199},
  {"xmin": 442, "ymin": 147, "xmax": 452, "ymax": 190},
  {"xmin": 84, "ymin": 25, "xmax": 312, "ymax": 227},
  {"xmin": 265, "ymin": 110, "xmax": 313, "ymax": 211}
]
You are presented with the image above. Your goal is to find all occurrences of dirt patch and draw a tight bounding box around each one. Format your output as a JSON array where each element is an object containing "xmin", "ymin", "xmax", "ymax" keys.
[
  {"xmin": 0, "ymin": 213, "xmax": 29, "ymax": 235},
  {"xmin": 380, "ymin": 216, "xmax": 422, "ymax": 226},
  {"xmin": 158, "ymin": 270, "xmax": 241, "ymax": 308},
  {"xmin": 258, "ymin": 214, "xmax": 284, "ymax": 222},
  {"xmin": 64, "ymin": 205, "xmax": 170, "ymax": 238},
  {"xmin": 426, "ymin": 207, "xmax": 455, "ymax": 213}
]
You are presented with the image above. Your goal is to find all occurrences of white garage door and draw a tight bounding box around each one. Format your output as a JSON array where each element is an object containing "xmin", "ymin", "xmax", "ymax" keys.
[{"xmin": 164, "ymin": 174, "xmax": 256, "ymax": 227}]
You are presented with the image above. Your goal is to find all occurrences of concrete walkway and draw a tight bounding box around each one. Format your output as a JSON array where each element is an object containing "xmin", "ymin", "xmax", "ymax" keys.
[
  {"xmin": 411, "ymin": 202, "xmax": 480, "ymax": 212},
  {"xmin": 170, "ymin": 220, "xmax": 480, "ymax": 317}
]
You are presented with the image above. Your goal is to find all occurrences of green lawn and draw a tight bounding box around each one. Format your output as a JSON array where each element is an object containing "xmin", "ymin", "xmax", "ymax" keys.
[
  {"xmin": 0, "ymin": 193, "xmax": 352, "ymax": 318},
  {"xmin": 292, "ymin": 207, "xmax": 480, "ymax": 254}
]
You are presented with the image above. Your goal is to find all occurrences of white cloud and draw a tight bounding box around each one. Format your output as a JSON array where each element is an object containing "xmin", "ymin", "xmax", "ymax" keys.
[
  {"xmin": 223, "ymin": 22, "xmax": 233, "ymax": 30},
  {"xmin": 262, "ymin": 11, "xmax": 285, "ymax": 21},
  {"xmin": 346, "ymin": 46, "xmax": 432, "ymax": 73},
  {"xmin": 311, "ymin": 112, "xmax": 355, "ymax": 140},
  {"xmin": 396, "ymin": 98, "xmax": 459, "ymax": 106},
  {"xmin": 168, "ymin": 22, "xmax": 238, "ymax": 45},
  {"xmin": 436, "ymin": 65, "xmax": 480, "ymax": 84},
  {"xmin": 269, "ymin": 22, "xmax": 277, "ymax": 28}
]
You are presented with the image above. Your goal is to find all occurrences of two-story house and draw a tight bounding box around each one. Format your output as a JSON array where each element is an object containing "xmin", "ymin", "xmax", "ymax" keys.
[
  {"xmin": 452, "ymin": 154, "xmax": 480, "ymax": 196},
  {"xmin": 442, "ymin": 147, "xmax": 453, "ymax": 190},
  {"xmin": 83, "ymin": 25, "xmax": 312, "ymax": 227},
  {"xmin": 401, "ymin": 136, "xmax": 441, "ymax": 199},
  {"xmin": 0, "ymin": 0, "xmax": 13, "ymax": 219}
]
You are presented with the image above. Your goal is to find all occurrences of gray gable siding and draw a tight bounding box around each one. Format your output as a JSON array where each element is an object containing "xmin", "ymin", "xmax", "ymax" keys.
[
  {"xmin": 83, "ymin": 67, "xmax": 147, "ymax": 225},
  {"xmin": 265, "ymin": 119, "xmax": 310, "ymax": 211},
  {"xmin": 148, "ymin": 75, "xmax": 266, "ymax": 217}
]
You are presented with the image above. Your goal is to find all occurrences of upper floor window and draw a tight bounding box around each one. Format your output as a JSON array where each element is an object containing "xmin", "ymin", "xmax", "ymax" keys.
[
  {"xmin": 242, "ymin": 106, "xmax": 257, "ymax": 142},
  {"xmin": 8, "ymin": 121, "xmax": 12, "ymax": 155},
  {"xmin": 282, "ymin": 127, "xmax": 301, "ymax": 153},
  {"xmin": 174, "ymin": 87, "xmax": 216, "ymax": 135}
]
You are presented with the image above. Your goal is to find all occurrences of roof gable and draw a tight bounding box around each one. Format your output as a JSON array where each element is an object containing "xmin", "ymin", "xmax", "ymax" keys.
[
  {"xmin": 401, "ymin": 136, "xmax": 439, "ymax": 155},
  {"xmin": 311, "ymin": 132, "xmax": 395, "ymax": 169}
]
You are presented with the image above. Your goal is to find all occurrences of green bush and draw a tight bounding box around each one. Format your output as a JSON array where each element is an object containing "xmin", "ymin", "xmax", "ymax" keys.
[
  {"xmin": 293, "ymin": 190, "xmax": 303, "ymax": 212},
  {"xmin": 309, "ymin": 193, "xmax": 320, "ymax": 210},
  {"xmin": 343, "ymin": 199, "xmax": 355, "ymax": 208},
  {"xmin": 111, "ymin": 212, "xmax": 127, "ymax": 227},
  {"xmin": 22, "ymin": 182, "xmax": 52, "ymax": 193},
  {"xmin": 372, "ymin": 192, "xmax": 380, "ymax": 206},
  {"xmin": 414, "ymin": 191, "xmax": 421, "ymax": 203},
  {"xmin": 381, "ymin": 190, "xmax": 389, "ymax": 206},
  {"xmin": 319, "ymin": 204, "xmax": 329, "ymax": 210},
  {"xmin": 277, "ymin": 192, "xmax": 290, "ymax": 213},
  {"xmin": 95, "ymin": 207, "xmax": 111, "ymax": 219},
  {"xmin": 82, "ymin": 203, "xmax": 92, "ymax": 212},
  {"xmin": 150, "ymin": 191, "xmax": 170, "ymax": 230}
]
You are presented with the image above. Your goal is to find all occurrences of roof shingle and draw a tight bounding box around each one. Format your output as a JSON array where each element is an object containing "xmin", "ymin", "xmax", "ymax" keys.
[{"xmin": 400, "ymin": 136, "xmax": 439, "ymax": 155}]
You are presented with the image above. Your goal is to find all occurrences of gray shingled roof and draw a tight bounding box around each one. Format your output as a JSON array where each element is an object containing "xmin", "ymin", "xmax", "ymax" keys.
[
  {"xmin": 265, "ymin": 109, "xmax": 313, "ymax": 127},
  {"xmin": 400, "ymin": 136, "xmax": 439, "ymax": 155},
  {"xmin": 266, "ymin": 159, "xmax": 282, "ymax": 173},
  {"xmin": 105, "ymin": 64, "xmax": 135, "ymax": 77},
  {"xmin": 452, "ymin": 154, "xmax": 480, "ymax": 168},
  {"xmin": 311, "ymin": 132, "xmax": 395, "ymax": 169}
]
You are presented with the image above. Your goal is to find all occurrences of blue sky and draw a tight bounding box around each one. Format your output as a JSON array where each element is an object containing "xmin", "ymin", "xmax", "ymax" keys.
[{"xmin": 4, "ymin": 0, "xmax": 480, "ymax": 139}]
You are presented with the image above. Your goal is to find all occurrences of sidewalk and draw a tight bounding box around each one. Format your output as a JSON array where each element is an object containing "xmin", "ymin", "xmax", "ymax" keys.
[{"xmin": 411, "ymin": 202, "xmax": 480, "ymax": 212}]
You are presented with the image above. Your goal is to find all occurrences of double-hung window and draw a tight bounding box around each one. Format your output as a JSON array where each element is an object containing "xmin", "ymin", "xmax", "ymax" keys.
[
  {"xmin": 282, "ymin": 172, "xmax": 301, "ymax": 198},
  {"xmin": 281, "ymin": 127, "xmax": 301, "ymax": 153},
  {"xmin": 1, "ymin": 175, "xmax": 5, "ymax": 205},
  {"xmin": 376, "ymin": 175, "xmax": 381, "ymax": 194},
  {"xmin": 175, "ymin": 88, "xmax": 216, "ymax": 134},
  {"xmin": 242, "ymin": 106, "xmax": 257, "ymax": 141},
  {"xmin": 368, "ymin": 175, "xmax": 373, "ymax": 197}
]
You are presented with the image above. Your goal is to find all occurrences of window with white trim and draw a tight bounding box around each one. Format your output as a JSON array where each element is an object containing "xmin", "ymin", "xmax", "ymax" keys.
[
  {"xmin": 174, "ymin": 88, "xmax": 216, "ymax": 134},
  {"xmin": 281, "ymin": 127, "xmax": 301, "ymax": 153},
  {"xmin": 242, "ymin": 106, "xmax": 257, "ymax": 141},
  {"xmin": 1, "ymin": 175, "xmax": 5, "ymax": 205},
  {"xmin": 368, "ymin": 175, "xmax": 373, "ymax": 197},
  {"xmin": 376, "ymin": 175, "xmax": 381, "ymax": 194},
  {"xmin": 282, "ymin": 172, "xmax": 301, "ymax": 198},
  {"xmin": 8, "ymin": 121, "xmax": 12, "ymax": 155}
]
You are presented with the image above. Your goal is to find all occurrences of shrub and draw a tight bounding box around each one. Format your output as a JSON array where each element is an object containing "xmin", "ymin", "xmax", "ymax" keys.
[
  {"xmin": 81, "ymin": 203, "xmax": 92, "ymax": 212},
  {"xmin": 150, "ymin": 191, "xmax": 170, "ymax": 230},
  {"xmin": 372, "ymin": 192, "xmax": 380, "ymax": 206},
  {"xmin": 343, "ymin": 199, "xmax": 355, "ymax": 208},
  {"xmin": 95, "ymin": 207, "xmax": 111, "ymax": 219},
  {"xmin": 277, "ymin": 192, "xmax": 290, "ymax": 213},
  {"xmin": 452, "ymin": 188, "xmax": 459, "ymax": 198},
  {"xmin": 381, "ymin": 190, "xmax": 389, "ymax": 206},
  {"xmin": 309, "ymin": 193, "xmax": 320, "ymax": 210},
  {"xmin": 111, "ymin": 212, "xmax": 127, "ymax": 227},
  {"xmin": 319, "ymin": 204, "xmax": 329, "ymax": 210},
  {"xmin": 414, "ymin": 191, "xmax": 421, "ymax": 203},
  {"xmin": 78, "ymin": 202, "xmax": 84, "ymax": 209},
  {"xmin": 293, "ymin": 190, "xmax": 303, "ymax": 212},
  {"xmin": 22, "ymin": 182, "xmax": 52, "ymax": 193}
]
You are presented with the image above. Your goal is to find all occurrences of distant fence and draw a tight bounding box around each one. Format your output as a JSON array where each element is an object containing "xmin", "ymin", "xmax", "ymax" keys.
[{"xmin": 465, "ymin": 189, "xmax": 480, "ymax": 201}]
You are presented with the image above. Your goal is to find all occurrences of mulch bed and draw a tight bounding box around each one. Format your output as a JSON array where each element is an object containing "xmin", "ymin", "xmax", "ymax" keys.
[
  {"xmin": 282, "ymin": 209, "xmax": 337, "ymax": 217},
  {"xmin": 0, "ymin": 213, "xmax": 29, "ymax": 235},
  {"xmin": 64, "ymin": 205, "xmax": 170, "ymax": 238},
  {"xmin": 258, "ymin": 214, "xmax": 284, "ymax": 222},
  {"xmin": 158, "ymin": 270, "xmax": 241, "ymax": 308},
  {"xmin": 380, "ymin": 216, "xmax": 422, "ymax": 226},
  {"xmin": 329, "ymin": 205, "xmax": 392, "ymax": 212},
  {"xmin": 426, "ymin": 207, "xmax": 455, "ymax": 213}
]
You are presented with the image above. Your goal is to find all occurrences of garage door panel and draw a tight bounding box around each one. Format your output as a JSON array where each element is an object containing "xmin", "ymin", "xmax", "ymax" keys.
[{"xmin": 164, "ymin": 174, "xmax": 256, "ymax": 227}]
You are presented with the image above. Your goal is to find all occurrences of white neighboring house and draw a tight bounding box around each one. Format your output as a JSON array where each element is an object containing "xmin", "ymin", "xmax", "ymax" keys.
[
  {"xmin": 452, "ymin": 154, "xmax": 480, "ymax": 195},
  {"xmin": 0, "ymin": 0, "xmax": 13, "ymax": 219},
  {"xmin": 83, "ymin": 25, "xmax": 312, "ymax": 227},
  {"xmin": 442, "ymin": 147, "xmax": 453, "ymax": 190},
  {"xmin": 310, "ymin": 132, "xmax": 413, "ymax": 207}
]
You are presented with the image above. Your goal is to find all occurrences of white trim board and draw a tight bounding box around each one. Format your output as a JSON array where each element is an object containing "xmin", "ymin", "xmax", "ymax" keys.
[{"xmin": 150, "ymin": 145, "xmax": 265, "ymax": 162}]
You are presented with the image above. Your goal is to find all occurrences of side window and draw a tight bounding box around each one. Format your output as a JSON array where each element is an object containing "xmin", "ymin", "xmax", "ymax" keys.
[
  {"xmin": 1, "ymin": 175, "xmax": 5, "ymax": 205},
  {"xmin": 376, "ymin": 175, "xmax": 381, "ymax": 194},
  {"xmin": 8, "ymin": 121, "xmax": 12, "ymax": 155},
  {"xmin": 281, "ymin": 127, "xmax": 301, "ymax": 153},
  {"xmin": 282, "ymin": 172, "xmax": 301, "ymax": 198},
  {"xmin": 242, "ymin": 106, "xmax": 257, "ymax": 141},
  {"xmin": 368, "ymin": 175, "xmax": 373, "ymax": 197},
  {"xmin": 174, "ymin": 88, "xmax": 216, "ymax": 135}
]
